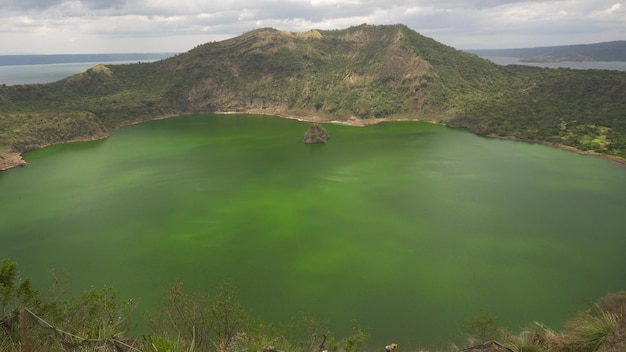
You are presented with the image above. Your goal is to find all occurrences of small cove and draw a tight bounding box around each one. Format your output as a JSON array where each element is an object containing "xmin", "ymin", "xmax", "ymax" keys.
[{"xmin": 1, "ymin": 113, "xmax": 625, "ymax": 349}]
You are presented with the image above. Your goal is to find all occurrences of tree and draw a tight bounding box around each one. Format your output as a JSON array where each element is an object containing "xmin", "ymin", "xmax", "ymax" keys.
[
  {"xmin": 1, "ymin": 259, "xmax": 41, "ymax": 319},
  {"xmin": 0, "ymin": 258, "xmax": 42, "ymax": 345}
]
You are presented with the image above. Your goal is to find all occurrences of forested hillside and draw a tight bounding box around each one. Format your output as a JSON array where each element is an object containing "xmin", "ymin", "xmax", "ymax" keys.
[{"xmin": 2, "ymin": 24, "xmax": 626, "ymax": 170}]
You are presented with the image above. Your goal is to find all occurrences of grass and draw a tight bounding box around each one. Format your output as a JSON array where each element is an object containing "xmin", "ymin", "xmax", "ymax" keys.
[
  {"xmin": 564, "ymin": 303, "xmax": 619, "ymax": 352},
  {"xmin": 456, "ymin": 291, "xmax": 625, "ymax": 352},
  {"xmin": 493, "ymin": 302, "xmax": 621, "ymax": 352}
]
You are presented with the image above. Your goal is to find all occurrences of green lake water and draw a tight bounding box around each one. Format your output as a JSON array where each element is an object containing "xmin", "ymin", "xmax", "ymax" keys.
[{"xmin": 1, "ymin": 114, "xmax": 625, "ymax": 349}]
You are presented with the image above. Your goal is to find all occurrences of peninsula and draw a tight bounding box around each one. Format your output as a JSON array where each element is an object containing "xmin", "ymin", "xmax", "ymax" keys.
[{"xmin": 2, "ymin": 24, "xmax": 626, "ymax": 170}]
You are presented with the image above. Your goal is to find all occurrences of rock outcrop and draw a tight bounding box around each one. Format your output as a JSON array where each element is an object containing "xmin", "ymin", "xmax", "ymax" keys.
[{"xmin": 303, "ymin": 123, "xmax": 329, "ymax": 144}]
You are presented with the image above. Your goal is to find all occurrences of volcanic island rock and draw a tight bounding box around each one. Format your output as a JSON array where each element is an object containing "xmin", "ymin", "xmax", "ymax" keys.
[{"xmin": 303, "ymin": 123, "xmax": 329, "ymax": 144}]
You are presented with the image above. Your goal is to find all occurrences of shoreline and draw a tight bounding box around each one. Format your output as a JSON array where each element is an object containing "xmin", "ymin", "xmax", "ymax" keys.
[
  {"xmin": 268, "ymin": 110, "xmax": 626, "ymax": 166},
  {"xmin": 0, "ymin": 151, "xmax": 27, "ymax": 171},
  {"xmin": 1, "ymin": 111, "xmax": 625, "ymax": 172},
  {"xmin": 485, "ymin": 133, "xmax": 626, "ymax": 167},
  {"xmin": 0, "ymin": 131, "xmax": 110, "ymax": 172}
]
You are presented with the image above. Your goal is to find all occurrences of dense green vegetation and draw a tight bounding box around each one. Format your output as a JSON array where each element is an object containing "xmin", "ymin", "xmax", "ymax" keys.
[
  {"xmin": 2, "ymin": 24, "xmax": 626, "ymax": 170},
  {"xmin": 448, "ymin": 65, "xmax": 626, "ymax": 156},
  {"xmin": 1, "ymin": 259, "xmax": 624, "ymax": 352}
]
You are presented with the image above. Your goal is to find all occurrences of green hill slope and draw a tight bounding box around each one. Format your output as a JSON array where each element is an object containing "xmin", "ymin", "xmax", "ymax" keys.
[{"xmin": 2, "ymin": 24, "xmax": 626, "ymax": 170}]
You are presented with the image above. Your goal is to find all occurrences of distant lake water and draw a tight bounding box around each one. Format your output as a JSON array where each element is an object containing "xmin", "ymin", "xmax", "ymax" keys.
[
  {"xmin": 1, "ymin": 114, "xmax": 625, "ymax": 350},
  {"xmin": 480, "ymin": 56, "xmax": 626, "ymax": 71},
  {"xmin": 2, "ymin": 53, "xmax": 624, "ymax": 86},
  {"xmin": 0, "ymin": 53, "xmax": 174, "ymax": 85}
]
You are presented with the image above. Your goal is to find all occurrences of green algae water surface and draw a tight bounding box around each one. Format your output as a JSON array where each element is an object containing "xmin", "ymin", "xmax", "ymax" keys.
[{"xmin": 1, "ymin": 114, "xmax": 625, "ymax": 349}]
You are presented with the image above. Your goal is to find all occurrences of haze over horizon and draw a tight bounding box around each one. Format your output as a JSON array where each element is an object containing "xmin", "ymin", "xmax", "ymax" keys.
[{"xmin": 1, "ymin": 0, "xmax": 624, "ymax": 55}]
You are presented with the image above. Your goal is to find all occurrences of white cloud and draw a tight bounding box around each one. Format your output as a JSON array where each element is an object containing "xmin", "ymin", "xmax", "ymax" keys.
[
  {"xmin": 605, "ymin": 3, "xmax": 622, "ymax": 14},
  {"xmin": 0, "ymin": 0, "xmax": 624, "ymax": 53}
]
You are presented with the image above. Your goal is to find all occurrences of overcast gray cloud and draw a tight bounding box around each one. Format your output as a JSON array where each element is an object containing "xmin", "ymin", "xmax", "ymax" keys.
[{"xmin": 0, "ymin": 0, "xmax": 624, "ymax": 54}]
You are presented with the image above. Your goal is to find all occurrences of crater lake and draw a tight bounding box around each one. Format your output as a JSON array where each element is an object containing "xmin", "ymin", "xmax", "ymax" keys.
[{"xmin": 1, "ymin": 114, "xmax": 625, "ymax": 349}]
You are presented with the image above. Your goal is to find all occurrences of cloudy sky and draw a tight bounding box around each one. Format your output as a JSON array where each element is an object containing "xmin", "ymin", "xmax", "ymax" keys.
[{"xmin": 1, "ymin": 0, "xmax": 624, "ymax": 54}]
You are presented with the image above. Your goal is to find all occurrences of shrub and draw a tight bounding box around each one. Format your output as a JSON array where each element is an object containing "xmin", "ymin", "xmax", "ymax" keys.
[
  {"xmin": 463, "ymin": 312, "xmax": 502, "ymax": 345},
  {"xmin": 54, "ymin": 285, "xmax": 135, "ymax": 340},
  {"xmin": 0, "ymin": 259, "xmax": 45, "ymax": 347},
  {"xmin": 148, "ymin": 281, "xmax": 247, "ymax": 352}
]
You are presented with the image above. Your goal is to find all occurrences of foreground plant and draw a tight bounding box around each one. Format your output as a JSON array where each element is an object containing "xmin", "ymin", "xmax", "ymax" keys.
[
  {"xmin": 462, "ymin": 312, "xmax": 502, "ymax": 345},
  {"xmin": 563, "ymin": 303, "xmax": 618, "ymax": 352},
  {"xmin": 500, "ymin": 321, "xmax": 562, "ymax": 352},
  {"xmin": 3, "ymin": 258, "xmax": 624, "ymax": 352},
  {"xmin": 147, "ymin": 281, "xmax": 248, "ymax": 352}
]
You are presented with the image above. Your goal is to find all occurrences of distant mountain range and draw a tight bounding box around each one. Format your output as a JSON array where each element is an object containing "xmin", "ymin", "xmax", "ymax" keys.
[{"xmin": 468, "ymin": 41, "xmax": 626, "ymax": 62}]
